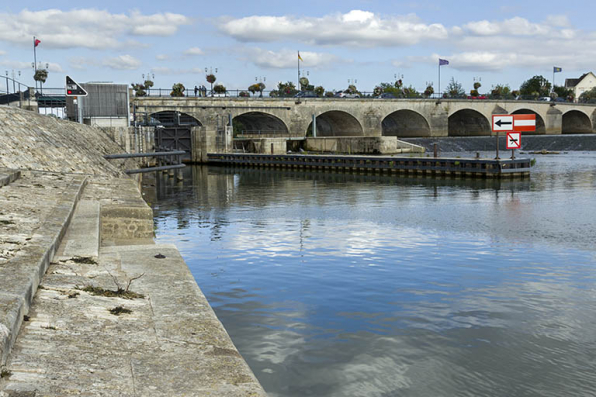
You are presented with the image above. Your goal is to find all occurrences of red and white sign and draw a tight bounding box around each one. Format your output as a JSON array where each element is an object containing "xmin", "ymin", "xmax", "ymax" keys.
[
  {"xmin": 506, "ymin": 132, "xmax": 521, "ymax": 149},
  {"xmin": 492, "ymin": 114, "xmax": 536, "ymax": 132}
]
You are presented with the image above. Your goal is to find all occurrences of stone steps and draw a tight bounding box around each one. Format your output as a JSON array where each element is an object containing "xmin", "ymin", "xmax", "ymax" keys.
[
  {"xmin": 2, "ymin": 178, "xmax": 267, "ymax": 396},
  {"xmin": 0, "ymin": 172, "xmax": 87, "ymax": 367}
]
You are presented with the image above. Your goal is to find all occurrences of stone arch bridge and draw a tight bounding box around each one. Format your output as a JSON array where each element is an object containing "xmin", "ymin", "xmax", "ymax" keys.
[{"xmin": 133, "ymin": 97, "xmax": 596, "ymax": 137}]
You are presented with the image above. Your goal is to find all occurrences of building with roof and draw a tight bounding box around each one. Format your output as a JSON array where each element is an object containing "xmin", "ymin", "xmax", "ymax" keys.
[{"xmin": 565, "ymin": 72, "xmax": 596, "ymax": 101}]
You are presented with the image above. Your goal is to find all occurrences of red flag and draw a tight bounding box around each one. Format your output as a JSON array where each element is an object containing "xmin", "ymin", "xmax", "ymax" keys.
[{"xmin": 34, "ymin": 39, "xmax": 41, "ymax": 47}]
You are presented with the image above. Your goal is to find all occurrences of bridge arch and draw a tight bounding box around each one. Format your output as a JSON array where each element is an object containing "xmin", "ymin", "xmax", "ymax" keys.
[
  {"xmin": 510, "ymin": 109, "xmax": 545, "ymax": 134},
  {"xmin": 448, "ymin": 109, "xmax": 491, "ymax": 136},
  {"xmin": 562, "ymin": 110, "xmax": 593, "ymax": 134},
  {"xmin": 381, "ymin": 110, "xmax": 431, "ymax": 137},
  {"xmin": 232, "ymin": 111, "xmax": 289, "ymax": 137},
  {"xmin": 309, "ymin": 110, "xmax": 364, "ymax": 137},
  {"xmin": 149, "ymin": 111, "xmax": 201, "ymax": 160}
]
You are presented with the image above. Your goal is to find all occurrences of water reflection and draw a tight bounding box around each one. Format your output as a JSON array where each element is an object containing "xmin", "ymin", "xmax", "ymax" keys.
[{"xmin": 145, "ymin": 153, "xmax": 596, "ymax": 396}]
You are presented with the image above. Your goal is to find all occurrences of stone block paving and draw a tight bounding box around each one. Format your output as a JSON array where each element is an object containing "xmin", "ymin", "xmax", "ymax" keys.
[
  {"xmin": 0, "ymin": 171, "xmax": 86, "ymax": 368},
  {"xmin": 1, "ymin": 178, "xmax": 267, "ymax": 397}
]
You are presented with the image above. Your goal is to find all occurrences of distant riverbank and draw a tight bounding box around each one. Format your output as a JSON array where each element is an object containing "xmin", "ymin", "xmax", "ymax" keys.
[{"xmin": 403, "ymin": 134, "xmax": 596, "ymax": 152}]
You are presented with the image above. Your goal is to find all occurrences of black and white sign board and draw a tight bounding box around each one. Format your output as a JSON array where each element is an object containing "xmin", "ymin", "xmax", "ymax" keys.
[
  {"xmin": 506, "ymin": 132, "xmax": 521, "ymax": 149},
  {"xmin": 492, "ymin": 115, "xmax": 514, "ymax": 132},
  {"xmin": 65, "ymin": 76, "xmax": 88, "ymax": 97}
]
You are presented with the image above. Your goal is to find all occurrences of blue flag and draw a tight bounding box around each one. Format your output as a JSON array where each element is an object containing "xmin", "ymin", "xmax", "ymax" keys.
[
  {"xmin": 439, "ymin": 59, "xmax": 449, "ymax": 66},
  {"xmin": 553, "ymin": 67, "xmax": 562, "ymax": 73}
]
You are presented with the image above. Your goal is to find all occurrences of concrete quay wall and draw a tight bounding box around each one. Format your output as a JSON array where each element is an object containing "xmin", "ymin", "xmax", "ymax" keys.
[{"xmin": 0, "ymin": 107, "xmax": 266, "ymax": 396}]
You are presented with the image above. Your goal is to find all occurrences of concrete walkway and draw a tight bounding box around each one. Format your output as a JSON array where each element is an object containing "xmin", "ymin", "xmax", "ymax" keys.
[{"xmin": 0, "ymin": 176, "xmax": 267, "ymax": 396}]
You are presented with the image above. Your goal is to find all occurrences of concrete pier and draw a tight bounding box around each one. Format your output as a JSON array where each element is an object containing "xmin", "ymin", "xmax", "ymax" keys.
[{"xmin": 207, "ymin": 153, "xmax": 532, "ymax": 178}]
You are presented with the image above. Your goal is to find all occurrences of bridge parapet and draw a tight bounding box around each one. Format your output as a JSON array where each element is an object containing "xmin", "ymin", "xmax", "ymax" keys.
[{"xmin": 133, "ymin": 97, "xmax": 596, "ymax": 138}]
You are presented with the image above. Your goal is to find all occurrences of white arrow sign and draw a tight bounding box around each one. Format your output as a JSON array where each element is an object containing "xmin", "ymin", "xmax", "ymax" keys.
[{"xmin": 492, "ymin": 115, "xmax": 514, "ymax": 132}]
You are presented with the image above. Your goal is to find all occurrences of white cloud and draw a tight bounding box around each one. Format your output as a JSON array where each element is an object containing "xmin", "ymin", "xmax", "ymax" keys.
[
  {"xmin": 103, "ymin": 55, "xmax": 141, "ymax": 70},
  {"xmin": 220, "ymin": 10, "xmax": 448, "ymax": 47},
  {"xmin": 0, "ymin": 50, "xmax": 5, "ymax": 56},
  {"xmin": 239, "ymin": 47, "xmax": 344, "ymax": 69},
  {"xmin": 0, "ymin": 59, "xmax": 63, "ymax": 73},
  {"xmin": 156, "ymin": 54, "xmax": 169, "ymax": 61},
  {"xmin": 0, "ymin": 9, "xmax": 191, "ymax": 50},
  {"xmin": 183, "ymin": 47, "xmax": 204, "ymax": 56}
]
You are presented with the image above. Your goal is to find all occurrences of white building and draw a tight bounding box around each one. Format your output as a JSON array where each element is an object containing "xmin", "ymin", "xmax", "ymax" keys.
[{"xmin": 565, "ymin": 72, "xmax": 596, "ymax": 101}]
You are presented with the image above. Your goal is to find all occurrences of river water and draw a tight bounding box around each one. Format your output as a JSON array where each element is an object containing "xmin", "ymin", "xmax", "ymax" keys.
[{"xmin": 144, "ymin": 152, "xmax": 596, "ymax": 397}]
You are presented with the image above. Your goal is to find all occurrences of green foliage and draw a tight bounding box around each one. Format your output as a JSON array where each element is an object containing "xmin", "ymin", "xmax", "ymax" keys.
[
  {"xmin": 143, "ymin": 79, "xmax": 154, "ymax": 89},
  {"xmin": 248, "ymin": 83, "xmax": 265, "ymax": 95},
  {"xmin": 206, "ymin": 74, "xmax": 216, "ymax": 84},
  {"xmin": 579, "ymin": 87, "xmax": 596, "ymax": 103},
  {"xmin": 553, "ymin": 85, "xmax": 574, "ymax": 101},
  {"xmin": 490, "ymin": 84, "xmax": 513, "ymax": 99},
  {"xmin": 299, "ymin": 77, "xmax": 309, "ymax": 90},
  {"xmin": 423, "ymin": 85, "xmax": 434, "ymax": 98},
  {"xmin": 213, "ymin": 84, "xmax": 226, "ymax": 94},
  {"xmin": 376, "ymin": 82, "xmax": 401, "ymax": 97},
  {"xmin": 239, "ymin": 91, "xmax": 249, "ymax": 97},
  {"xmin": 403, "ymin": 85, "xmax": 420, "ymax": 98},
  {"xmin": 473, "ymin": 82, "xmax": 481, "ymax": 90},
  {"xmin": 519, "ymin": 75, "xmax": 551, "ymax": 97},
  {"xmin": 445, "ymin": 77, "xmax": 465, "ymax": 98},
  {"xmin": 33, "ymin": 69, "xmax": 48, "ymax": 83},
  {"xmin": 131, "ymin": 83, "xmax": 147, "ymax": 97},
  {"xmin": 324, "ymin": 91, "xmax": 335, "ymax": 97},
  {"xmin": 314, "ymin": 86, "xmax": 325, "ymax": 97},
  {"xmin": 170, "ymin": 83, "xmax": 185, "ymax": 97},
  {"xmin": 347, "ymin": 84, "xmax": 358, "ymax": 94},
  {"xmin": 470, "ymin": 90, "xmax": 479, "ymax": 97},
  {"xmin": 272, "ymin": 81, "xmax": 299, "ymax": 97}
]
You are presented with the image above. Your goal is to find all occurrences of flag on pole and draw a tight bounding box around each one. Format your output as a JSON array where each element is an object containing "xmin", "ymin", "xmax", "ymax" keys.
[
  {"xmin": 439, "ymin": 58, "xmax": 449, "ymax": 66},
  {"xmin": 34, "ymin": 39, "xmax": 41, "ymax": 47},
  {"xmin": 298, "ymin": 51, "xmax": 303, "ymax": 62},
  {"xmin": 553, "ymin": 67, "xmax": 562, "ymax": 73}
]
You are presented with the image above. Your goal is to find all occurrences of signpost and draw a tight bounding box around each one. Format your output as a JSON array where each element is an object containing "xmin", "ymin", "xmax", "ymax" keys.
[
  {"xmin": 492, "ymin": 114, "xmax": 535, "ymax": 159},
  {"xmin": 65, "ymin": 76, "xmax": 87, "ymax": 124}
]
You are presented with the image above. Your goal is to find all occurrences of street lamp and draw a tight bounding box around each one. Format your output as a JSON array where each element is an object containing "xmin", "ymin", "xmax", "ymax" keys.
[
  {"xmin": 205, "ymin": 67, "xmax": 218, "ymax": 97},
  {"xmin": 142, "ymin": 72, "xmax": 155, "ymax": 96}
]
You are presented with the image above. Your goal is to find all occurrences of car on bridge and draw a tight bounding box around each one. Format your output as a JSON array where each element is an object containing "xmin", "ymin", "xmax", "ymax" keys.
[
  {"xmin": 376, "ymin": 93, "xmax": 396, "ymax": 99},
  {"xmin": 335, "ymin": 91, "xmax": 360, "ymax": 98},
  {"xmin": 294, "ymin": 91, "xmax": 318, "ymax": 98}
]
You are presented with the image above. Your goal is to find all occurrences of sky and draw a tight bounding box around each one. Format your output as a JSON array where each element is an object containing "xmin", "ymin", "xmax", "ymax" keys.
[{"xmin": 0, "ymin": 0, "xmax": 595, "ymax": 94}]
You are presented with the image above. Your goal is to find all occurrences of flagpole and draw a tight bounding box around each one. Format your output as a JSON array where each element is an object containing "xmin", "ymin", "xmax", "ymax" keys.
[
  {"xmin": 438, "ymin": 63, "xmax": 440, "ymax": 99},
  {"xmin": 297, "ymin": 51, "xmax": 300, "ymax": 89},
  {"xmin": 553, "ymin": 68, "xmax": 555, "ymax": 92},
  {"xmin": 33, "ymin": 36, "xmax": 38, "ymax": 92}
]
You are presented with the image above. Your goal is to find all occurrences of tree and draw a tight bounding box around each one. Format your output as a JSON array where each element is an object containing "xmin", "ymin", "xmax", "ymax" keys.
[
  {"xmin": 271, "ymin": 81, "xmax": 298, "ymax": 97},
  {"xmin": 445, "ymin": 77, "xmax": 465, "ymax": 98},
  {"xmin": 553, "ymin": 85, "xmax": 574, "ymax": 101},
  {"xmin": 239, "ymin": 91, "xmax": 249, "ymax": 98},
  {"xmin": 519, "ymin": 75, "xmax": 551, "ymax": 98},
  {"xmin": 402, "ymin": 85, "xmax": 420, "ymax": 98},
  {"xmin": 314, "ymin": 86, "xmax": 325, "ymax": 97},
  {"xmin": 170, "ymin": 83, "xmax": 185, "ymax": 97},
  {"xmin": 489, "ymin": 84, "xmax": 513, "ymax": 99},
  {"xmin": 376, "ymin": 82, "xmax": 401, "ymax": 97},
  {"xmin": 579, "ymin": 87, "xmax": 596, "ymax": 103}
]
